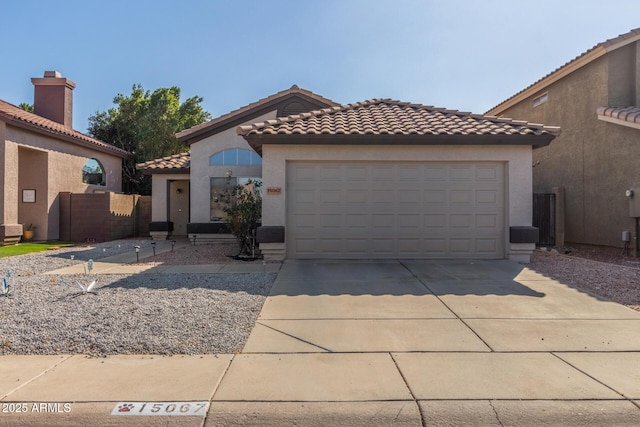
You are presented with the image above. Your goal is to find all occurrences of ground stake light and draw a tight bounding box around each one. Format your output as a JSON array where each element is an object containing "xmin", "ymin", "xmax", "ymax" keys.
[{"xmin": 1, "ymin": 270, "xmax": 13, "ymax": 297}]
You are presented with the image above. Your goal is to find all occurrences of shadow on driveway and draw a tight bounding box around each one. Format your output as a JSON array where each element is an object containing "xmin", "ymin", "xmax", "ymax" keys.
[{"xmin": 269, "ymin": 259, "xmax": 545, "ymax": 298}]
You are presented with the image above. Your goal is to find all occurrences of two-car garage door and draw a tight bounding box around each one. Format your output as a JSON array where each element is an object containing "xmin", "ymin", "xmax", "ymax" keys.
[{"xmin": 286, "ymin": 162, "xmax": 505, "ymax": 259}]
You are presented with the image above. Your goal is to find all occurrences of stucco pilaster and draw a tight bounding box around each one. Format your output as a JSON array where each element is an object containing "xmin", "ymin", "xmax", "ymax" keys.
[{"xmin": 1, "ymin": 124, "xmax": 20, "ymax": 225}]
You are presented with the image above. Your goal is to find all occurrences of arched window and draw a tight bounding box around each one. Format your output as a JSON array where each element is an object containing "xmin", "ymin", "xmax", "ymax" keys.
[
  {"xmin": 82, "ymin": 158, "xmax": 106, "ymax": 186},
  {"xmin": 209, "ymin": 148, "xmax": 262, "ymax": 166}
]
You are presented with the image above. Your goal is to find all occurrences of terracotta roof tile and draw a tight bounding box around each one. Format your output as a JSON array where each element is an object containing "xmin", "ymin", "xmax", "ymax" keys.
[
  {"xmin": 237, "ymin": 99, "xmax": 561, "ymax": 138},
  {"xmin": 0, "ymin": 99, "xmax": 130, "ymax": 158},
  {"xmin": 136, "ymin": 152, "xmax": 190, "ymax": 173},
  {"xmin": 597, "ymin": 106, "xmax": 640, "ymax": 124},
  {"xmin": 176, "ymin": 85, "xmax": 338, "ymax": 141}
]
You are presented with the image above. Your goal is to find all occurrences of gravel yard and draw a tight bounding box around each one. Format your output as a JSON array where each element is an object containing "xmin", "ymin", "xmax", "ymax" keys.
[
  {"xmin": 529, "ymin": 248, "xmax": 640, "ymax": 312},
  {"xmin": 1, "ymin": 238, "xmax": 639, "ymax": 356},
  {"xmin": 0, "ymin": 239, "xmax": 275, "ymax": 356}
]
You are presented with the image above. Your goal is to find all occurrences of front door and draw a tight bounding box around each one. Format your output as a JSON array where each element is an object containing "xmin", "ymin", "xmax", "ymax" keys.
[{"xmin": 169, "ymin": 180, "xmax": 189, "ymax": 236}]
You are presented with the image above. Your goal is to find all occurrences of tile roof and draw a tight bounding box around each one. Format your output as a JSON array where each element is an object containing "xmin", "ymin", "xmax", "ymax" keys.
[
  {"xmin": 0, "ymin": 99, "xmax": 130, "ymax": 158},
  {"xmin": 237, "ymin": 99, "xmax": 561, "ymax": 138},
  {"xmin": 136, "ymin": 152, "xmax": 190, "ymax": 174},
  {"xmin": 176, "ymin": 85, "xmax": 338, "ymax": 143},
  {"xmin": 488, "ymin": 27, "xmax": 640, "ymax": 114},
  {"xmin": 596, "ymin": 106, "xmax": 640, "ymax": 124}
]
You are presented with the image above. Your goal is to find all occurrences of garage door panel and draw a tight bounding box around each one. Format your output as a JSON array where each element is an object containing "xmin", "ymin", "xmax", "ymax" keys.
[
  {"xmin": 346, "ymin": 214, "xmax": 369, "ymax": 228},
  {"xmin": 287, "ymin": 162, "xmax": 505, "ymax": 259},
  {"xmin": 450, "ymin": 238, "xmax": 473, "ymax": 254},
  {"xmin": 424, "ymin": 238, "xmax": 448, "ymax": 254},
  {"xmin": 476, "ymin": 165, "xmax": 500, "ymax": 181},
  {"xmin": 476, "ymin": 239, "xmax": 498, "ymax": 254},
  {"xmin": 449, "ymin": 166, "xmax": 475, "ymax": 181},
  {"xmin": 319, "ymin": 190, "xmax": 342, "ymax": 204},
  {"xmin": 371, "ymin": 239, "xmax": 395, "ymax": 255}
]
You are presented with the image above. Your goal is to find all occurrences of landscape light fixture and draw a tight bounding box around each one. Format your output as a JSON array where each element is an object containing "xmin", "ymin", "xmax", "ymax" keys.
[
  {"xmin": 171, "ymin": 240, "xmax": 176, "ymax": 252},
  {"xmin": 134, "ymin": 245, "xmax": 140, "ymax": 263},
  {"xmin": 151, "ymin": 241, "xmax": 156, "ymax": 256}
]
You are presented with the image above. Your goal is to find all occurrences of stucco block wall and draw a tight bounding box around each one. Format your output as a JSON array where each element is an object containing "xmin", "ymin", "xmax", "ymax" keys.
[
  {"xmin": 188, "ymin": 111, "xmax": 273, "ymax": 223},
  {"xmin": 59, "ymin": 192, "xmax": 150, "ymax": 242},
  {"xmin": 4, "ymin": 125, "xmax": 123, "ymax": 241},
  {"xmin": 261, "ymin": 143, "xmax": 533, "ymax": 259},
  {"xmin": 496, "ymin": 47, "xmax": 640, "ymax": 247}
]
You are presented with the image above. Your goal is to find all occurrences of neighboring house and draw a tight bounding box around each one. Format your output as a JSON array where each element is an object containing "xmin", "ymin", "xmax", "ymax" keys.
[
  {"xmin": 0, "ymin": 71, "xmax": 129, "ymax": 245},
  {"xmin": 136, "ymin": 85, "xmax": 338, "ymax": 238},
  {"xmin": 487, "ymin": 28, "xmax": 640, "ymax": 249}
]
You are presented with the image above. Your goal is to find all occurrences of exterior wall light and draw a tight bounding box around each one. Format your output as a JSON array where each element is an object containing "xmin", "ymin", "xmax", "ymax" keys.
[{"xmin": 626, "ymin": 189, "xmax": 634, "ymax": 198}]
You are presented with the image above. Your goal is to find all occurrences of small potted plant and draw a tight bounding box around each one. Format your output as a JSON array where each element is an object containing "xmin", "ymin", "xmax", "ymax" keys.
[{"xmin": 23, "ymin": 224, "xmax": 36, "ymax": 241}]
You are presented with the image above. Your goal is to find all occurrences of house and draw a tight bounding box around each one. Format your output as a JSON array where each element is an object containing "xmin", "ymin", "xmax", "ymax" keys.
[
  {"xmin": 487, "ymin": 28, "xmax": 640, "ymax": 249},
  {"xmin": 0, "ymin": 71, "xmax": 130, "ymax": 245},
  {"xmin": 238, "ymin": 99, "xmax": 559, "ymax": 262},
  {"xmin": 136, "ymin": 85, "xmax": 338, "ymax": 238},
  {"xmin": 140, "ymin": 87, "xmax": 559, "ymax": 262}
]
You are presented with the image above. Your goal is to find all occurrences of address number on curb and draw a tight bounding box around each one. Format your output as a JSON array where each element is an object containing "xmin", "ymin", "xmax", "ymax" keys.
[{"xmin": 111, "ymin": 401, "xmax": 209, "ymax": 416}]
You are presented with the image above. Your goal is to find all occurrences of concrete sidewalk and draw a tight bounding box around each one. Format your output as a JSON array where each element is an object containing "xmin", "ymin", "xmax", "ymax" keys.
[{"xmin": 2, "ymin": 259, "xmax": 640, "ymax": 426}]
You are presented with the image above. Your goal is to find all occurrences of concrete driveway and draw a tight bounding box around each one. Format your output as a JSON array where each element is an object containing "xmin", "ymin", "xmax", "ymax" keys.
[
  {"xmin": 210, "ymin": 259, "xmax": 640, "ymax": 425},
  {"xmin": 244, "ymin": 259, "xmax": 640, "ymax": 353}
]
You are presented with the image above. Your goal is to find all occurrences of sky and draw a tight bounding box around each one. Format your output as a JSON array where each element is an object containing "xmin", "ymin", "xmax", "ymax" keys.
[{"xmin": 2, "ymin": 0, "xmax": 640, "ymax": 133}]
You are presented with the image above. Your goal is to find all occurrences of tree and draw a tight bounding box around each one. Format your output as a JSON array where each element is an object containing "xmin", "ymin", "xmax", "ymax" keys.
[
  {"xmin": 88, "ymin": 85, "xmax": 211, "ymax": 195},
  {"xmin": 18, "ymin": 103, "xmax": 33, "ymax": 112}
]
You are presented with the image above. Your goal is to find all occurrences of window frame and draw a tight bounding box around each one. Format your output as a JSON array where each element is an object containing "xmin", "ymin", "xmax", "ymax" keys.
[
  {"xmin": 82, "ymin": 158, "xmax": 106, "ymax": 186},
  {"xmin": 209, "ymin": 148, "xmax": 262, "ymax": 166}
]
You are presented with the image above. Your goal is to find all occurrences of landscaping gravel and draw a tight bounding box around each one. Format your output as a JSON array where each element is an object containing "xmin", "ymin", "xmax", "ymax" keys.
[
  {"xmin": 0, "ymin": 239, "xmax": 275, "ymax": 356},
  {"xmin": 529, "ymin": 249, "xmax": 640, "ymax": 312},
  {"xmin": 2, "ymin": 238, "xmax": 639, "ymax": 356}
]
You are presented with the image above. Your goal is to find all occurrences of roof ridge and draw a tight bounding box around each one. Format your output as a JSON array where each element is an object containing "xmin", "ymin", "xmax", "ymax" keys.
[
  {"xmin": 176, "ymin": 85, "xmax": 339, "ymax": 140},
  {"xmin": 237, "ymin": 97, "xmax": 562, "ymax": 138},
  {"xmin": 487, "ymin": 27, "xmax": 640, "ymax": 114}
]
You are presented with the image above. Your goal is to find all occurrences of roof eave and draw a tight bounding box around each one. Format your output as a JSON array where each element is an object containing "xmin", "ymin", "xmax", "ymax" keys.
[
  {"xmin": 243, "ymin": 133, "xmax": 558, "ymax": 155},
  {"xmin": 1, "ymin": 115, "xmax": 131, "ymax": 159},
  {"xmin": 597, "ymin": 114, "xmax": 640, "ymax": 130},
  {"xmin": 487, "ymin": 47, "xmax": 606, "ymax": 116},
  {"xmin": 137, "ymin": 167, "xmax": 190, "ymax": 176}
]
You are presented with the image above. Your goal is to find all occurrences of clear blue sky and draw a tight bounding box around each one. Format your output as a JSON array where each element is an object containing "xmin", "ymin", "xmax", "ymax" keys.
[{"xmin": 2, "ymin": 0, "xmax": 640, "ymax": 133}]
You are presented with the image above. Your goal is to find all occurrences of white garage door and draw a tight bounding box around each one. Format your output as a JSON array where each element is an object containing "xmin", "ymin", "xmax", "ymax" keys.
[{"xmin": 286, "ymin": 162, "xmax": 505, "ymax": 259}]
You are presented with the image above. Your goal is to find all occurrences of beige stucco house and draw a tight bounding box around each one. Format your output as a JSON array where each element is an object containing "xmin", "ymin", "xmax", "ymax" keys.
[
  {"xmin": 487, "ymin": 28, "xmax": 640, "ymax": 249},
  {"xmin": 141, "ymin": 87, "xmax": 559, "ymax": 262},
  {"xmin": 0, "ymin": 71, "xmax": 129, "ymax": 244},
  {"xmin": 137, "ymin": 86, "xmax": 338, "ymax": 238}
]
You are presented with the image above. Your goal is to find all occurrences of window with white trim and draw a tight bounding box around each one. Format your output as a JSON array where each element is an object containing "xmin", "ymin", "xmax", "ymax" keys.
[
  {"xmin": 209, "ymin": 148, "xmax": 262, "ymax": 166},
  {"xmin": 533, "ymin": 92, "xmax": 548, "ymax": 108}
]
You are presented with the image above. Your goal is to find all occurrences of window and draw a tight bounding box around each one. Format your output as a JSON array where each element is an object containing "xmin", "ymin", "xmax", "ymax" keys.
[
  {"xmin": 82, "ymin": 158, "xmax": 106, "ymax": 186},
  {"xmin": 533, "ymin": 92, "xmax": 548, "ymax": 108},
  {"xmin": 210, "ymin": 176, "xmax": 262, "ymax": 221},
  {"xmin": 209, "ymin": 148, "xmax": 262, "ymax": 166}
]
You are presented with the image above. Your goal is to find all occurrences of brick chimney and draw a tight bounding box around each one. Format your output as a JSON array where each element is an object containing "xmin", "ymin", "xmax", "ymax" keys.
[{"xmin": 31, "ymin": 71, "xmax": 76, "ymax": 128}]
